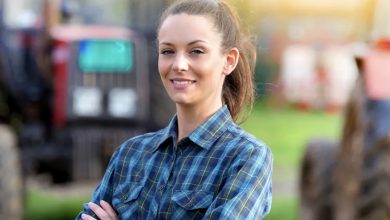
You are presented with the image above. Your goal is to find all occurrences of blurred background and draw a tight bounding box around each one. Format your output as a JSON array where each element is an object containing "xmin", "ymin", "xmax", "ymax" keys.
[{"xmin": 0, "ymin": 0, "xmax": 389, "ymax": 219}]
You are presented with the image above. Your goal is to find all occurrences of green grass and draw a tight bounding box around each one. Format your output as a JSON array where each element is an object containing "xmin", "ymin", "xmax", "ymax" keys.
[
  {"xmin": 26, "ymin": 190, "xmax": 300, "ymax": 220},
  {"xmin": 265, "ymin": 196, "xmax": 298, "ymax": 220},
  {"xmin": 242, "ymin": 100, "xmax": 342, "ymax": 168},
  {"xmin": 25, "ymin": 101, "xmax": 343, "ymax": 219},
  {"xmin": 25, "ymin": 190, "xmax": 89, "ymax": 220}
]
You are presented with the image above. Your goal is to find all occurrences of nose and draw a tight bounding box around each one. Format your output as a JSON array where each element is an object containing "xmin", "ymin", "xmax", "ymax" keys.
[{"xmin": 172, "ymin": 53, "xmax": 188, "ymax": 72}]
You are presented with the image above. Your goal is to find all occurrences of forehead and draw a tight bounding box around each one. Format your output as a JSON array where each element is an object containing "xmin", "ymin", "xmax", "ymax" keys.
[{"xmin": 158, "ymin": 14, "xmax": 221, "ymax": 44}]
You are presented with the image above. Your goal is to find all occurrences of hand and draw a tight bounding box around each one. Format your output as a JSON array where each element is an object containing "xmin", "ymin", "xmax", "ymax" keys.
[{"xmin": 81, "ymin": 200, "xmax": 118, "ymax": 220}]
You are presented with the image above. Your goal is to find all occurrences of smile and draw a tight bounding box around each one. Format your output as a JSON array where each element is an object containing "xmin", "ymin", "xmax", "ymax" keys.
[
  {"xmin": 170, "ymin": 79, "xmax": 196, "ymax": 89},
  {"xmin": 171, "ymin": 80, "xmax": 195, "ymax": 85}
]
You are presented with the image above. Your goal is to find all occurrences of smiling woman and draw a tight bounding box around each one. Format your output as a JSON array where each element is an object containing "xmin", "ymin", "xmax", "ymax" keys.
[
  {"xmin": 157, "ymin": 14, "xmax": 231, "ymax": 118},
  {"xmin": 77, "ymin": 1, "xmax": 273, "ymax": 219}
]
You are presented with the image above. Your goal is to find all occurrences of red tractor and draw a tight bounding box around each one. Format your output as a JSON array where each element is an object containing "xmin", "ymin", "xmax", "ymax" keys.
[{"xmin": 0, "ymin": 0, "xmax": 173, "ymax": 218}]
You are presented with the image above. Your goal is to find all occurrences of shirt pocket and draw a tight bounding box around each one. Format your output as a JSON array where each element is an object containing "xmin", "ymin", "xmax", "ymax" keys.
[
  {"xmin": 172, "ymin": 190, "xmax": 214, "ymax": 210},
  {"xmin": 113, "ymin": 182, "xmax": 144, "ymax": 217}
]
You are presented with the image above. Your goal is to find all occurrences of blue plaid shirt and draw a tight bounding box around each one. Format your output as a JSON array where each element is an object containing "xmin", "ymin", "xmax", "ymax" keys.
[{"xmin": 77, "ymin": 106, "xmax": 273, "ymax": 219}]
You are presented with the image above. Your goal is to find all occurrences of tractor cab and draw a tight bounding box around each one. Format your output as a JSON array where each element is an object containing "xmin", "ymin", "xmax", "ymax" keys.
[
  {"xmin": 0, "ymin": 0, "xmax": 173, "ymax": 183},
  {"xmin": 50, "ymin": 25, "xmax": 149, "ymax": 127}
]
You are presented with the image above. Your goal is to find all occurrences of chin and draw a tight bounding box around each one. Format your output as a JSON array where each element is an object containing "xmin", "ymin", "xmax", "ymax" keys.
[
  {"xmin": 168, "ymin": 94, "xmax": 187, "ymax": 104},
  {"xmin": 172, "ymin": 97, "xmax": 195, "ymax": 106},
  {"xmin": 173, "ymin": 99, "xmax": 192, "ymax": 105}
]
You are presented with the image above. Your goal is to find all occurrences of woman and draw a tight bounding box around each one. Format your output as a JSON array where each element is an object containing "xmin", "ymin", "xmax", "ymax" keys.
[{"xmin": 78, "ymin": 0, "xmax": 272, "ymax": 219}]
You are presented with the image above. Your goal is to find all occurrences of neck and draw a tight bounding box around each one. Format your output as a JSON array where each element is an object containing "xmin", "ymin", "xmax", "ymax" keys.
[{"xmin": 176, "ymin": 101, "xmax": 223, "ymax": 141}]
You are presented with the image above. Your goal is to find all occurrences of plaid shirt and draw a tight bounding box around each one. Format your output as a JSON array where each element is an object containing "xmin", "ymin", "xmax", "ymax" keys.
[{"xmin": 77, "ymin": 106, "xmax": 273, "ymax": 219}]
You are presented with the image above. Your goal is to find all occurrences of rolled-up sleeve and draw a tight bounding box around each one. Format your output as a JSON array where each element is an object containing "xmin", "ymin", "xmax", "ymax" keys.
[{"xmin": 203, "ymin": 144, "xmax": 273, "ymax": 220}]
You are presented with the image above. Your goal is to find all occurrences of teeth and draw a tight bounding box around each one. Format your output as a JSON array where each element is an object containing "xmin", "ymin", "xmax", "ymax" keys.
[{"xmin": 173, "ymin": 80, "xmax": 193, "ymax": 85}]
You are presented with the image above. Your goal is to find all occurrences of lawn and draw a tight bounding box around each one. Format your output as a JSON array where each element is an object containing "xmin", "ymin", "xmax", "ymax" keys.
[
  {"xmin": 25, "ymin": 190, "xmax": 89, "ymax": 220},
  {"xmin": 25, "ymin": 100, "xmax": 343, "ymax": 219},
  {"xmin": 242, "ymin": 100, "xmax": 342, "ymax": 169}
]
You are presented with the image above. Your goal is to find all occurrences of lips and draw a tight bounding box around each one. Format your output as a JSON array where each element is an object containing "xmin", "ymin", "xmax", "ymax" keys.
[{"xmin": 170, "ymin": 78, "xmax": 196, "ymax": 89}]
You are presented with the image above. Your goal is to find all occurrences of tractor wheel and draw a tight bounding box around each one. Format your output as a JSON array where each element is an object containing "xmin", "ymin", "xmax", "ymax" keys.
[
  {"xmin": 358, "ymin": 135, "xmax": 390, "ymax": 220},
  {"xmin": 299, "ymin": 138, "xmax": 338, "ymax": 220},
  {"xmin": 0, "ymin": 125, "xmax": 23, "ymax": 220}
]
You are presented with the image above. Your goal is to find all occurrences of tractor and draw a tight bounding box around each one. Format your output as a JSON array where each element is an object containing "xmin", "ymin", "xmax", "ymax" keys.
[
  {"xmin": 299, "ymin": 39, "xmax": 390, "ymax": 220},
  {"xmin": 0, "ymin": 0, "xmax": 173, "ymax": 218},
  {"xmin": 299, "ymin": 0, "xmax": 390, "ymax": 219}
]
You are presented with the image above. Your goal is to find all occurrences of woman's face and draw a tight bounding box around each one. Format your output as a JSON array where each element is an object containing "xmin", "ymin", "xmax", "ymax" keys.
[{"xmin": 158, "ymin": 14, "xmax": 229, "ymax": 108}]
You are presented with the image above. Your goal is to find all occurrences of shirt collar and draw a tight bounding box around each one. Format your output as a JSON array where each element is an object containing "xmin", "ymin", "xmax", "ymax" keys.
[
  {"xmin": 189, "ymin": 105, "xmax": 232, "ymax": 150},
  {"xmin": 155, "ymin": 115, "xmax": 178, "ymax": 151},
  {"xmin": 155, "ymin": 105, "xmax": 233, "ymax": 151}
]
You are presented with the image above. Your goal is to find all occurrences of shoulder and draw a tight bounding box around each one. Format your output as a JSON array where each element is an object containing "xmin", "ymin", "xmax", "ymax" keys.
[
  {"xmin": 225, "ymin": 123, "xmax": 268, "ymax": 150},
  {"xmin": 222, "ymin": 123, "xmax": 272, "ymax": 162},
  {"xmin": 218, "ymin": 124, "xmax": 273, "ymax": 179}
]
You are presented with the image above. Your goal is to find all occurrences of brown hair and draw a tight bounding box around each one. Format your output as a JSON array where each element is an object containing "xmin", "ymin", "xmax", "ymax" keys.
[{"xmin": 158, "ymin": 0, "xmax": 256, "ymax": 123}]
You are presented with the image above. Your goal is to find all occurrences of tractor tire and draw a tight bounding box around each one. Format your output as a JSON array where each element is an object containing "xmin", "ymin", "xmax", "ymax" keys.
[
  {"xmin": 358, "ymin": 135, "xmax": 390, "ymax": 220},
  {"xmin": 299, "ymin": 138, "xmax": 338, "ymax": 220},
  {"xmin": 0, "ymin": 125, "xmax": 23, "ymax": 220}
]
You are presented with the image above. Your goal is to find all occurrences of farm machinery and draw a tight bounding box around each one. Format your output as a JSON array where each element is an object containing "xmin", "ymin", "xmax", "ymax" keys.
[
  {"xmin": 0, "ymin": 0, "xmax": 173, "ymax": 218},
  {"xmin": 299, "ymin": 39, "xmax": 390, "ymax": 220}
]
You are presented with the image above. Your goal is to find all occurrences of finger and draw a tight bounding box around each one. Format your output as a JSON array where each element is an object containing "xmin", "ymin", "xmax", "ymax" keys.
[
  {"xmin": 88, "ymin": 202, "xmax": 111, "ymax": 219},
  {"xmin": 100, "ymin": 200, "xmax": 118, "ymax": 220},
  {"xmin": 81, "ymin": 213, "xmax": 96, "ymax": 220}
]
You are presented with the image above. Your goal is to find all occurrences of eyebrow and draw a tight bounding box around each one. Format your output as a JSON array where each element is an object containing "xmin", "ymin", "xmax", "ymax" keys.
[{"xmin": 159, "ymin": 40, "xmax": 208, "ymax": 46}]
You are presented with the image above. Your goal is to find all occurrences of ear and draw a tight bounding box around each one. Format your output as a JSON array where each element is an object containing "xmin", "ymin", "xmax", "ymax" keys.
[{"xmin": 223, "ymin": 47, "xmax": 239, "ymax": 76}]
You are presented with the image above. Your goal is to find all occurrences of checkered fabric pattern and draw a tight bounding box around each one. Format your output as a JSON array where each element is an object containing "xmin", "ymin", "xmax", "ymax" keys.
[{"xmin": 77, "ymin": 106, "xmax": 273, "ymax": 219}]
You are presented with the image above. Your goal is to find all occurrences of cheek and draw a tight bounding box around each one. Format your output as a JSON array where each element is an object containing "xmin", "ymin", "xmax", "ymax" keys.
[
  {"xmin": 158, "ymin": 58, "xmax": 169, "ymax": 77},
  {"xmin": 194, "ymin": 57, "xmax": 218, "ymax": 72},
  {"xmin": 199, "ymin": 58, "xmax": 225, "ymax": 79}
]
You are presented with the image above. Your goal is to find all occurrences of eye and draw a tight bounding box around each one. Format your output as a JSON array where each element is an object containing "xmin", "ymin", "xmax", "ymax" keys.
[
  {"xmin": 191, "ymin": 49, "xmax": 204, "ymax": 54},
  {"xmin": 160, "ymin": 49, "xmax": 174, "ymax": 55}
]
